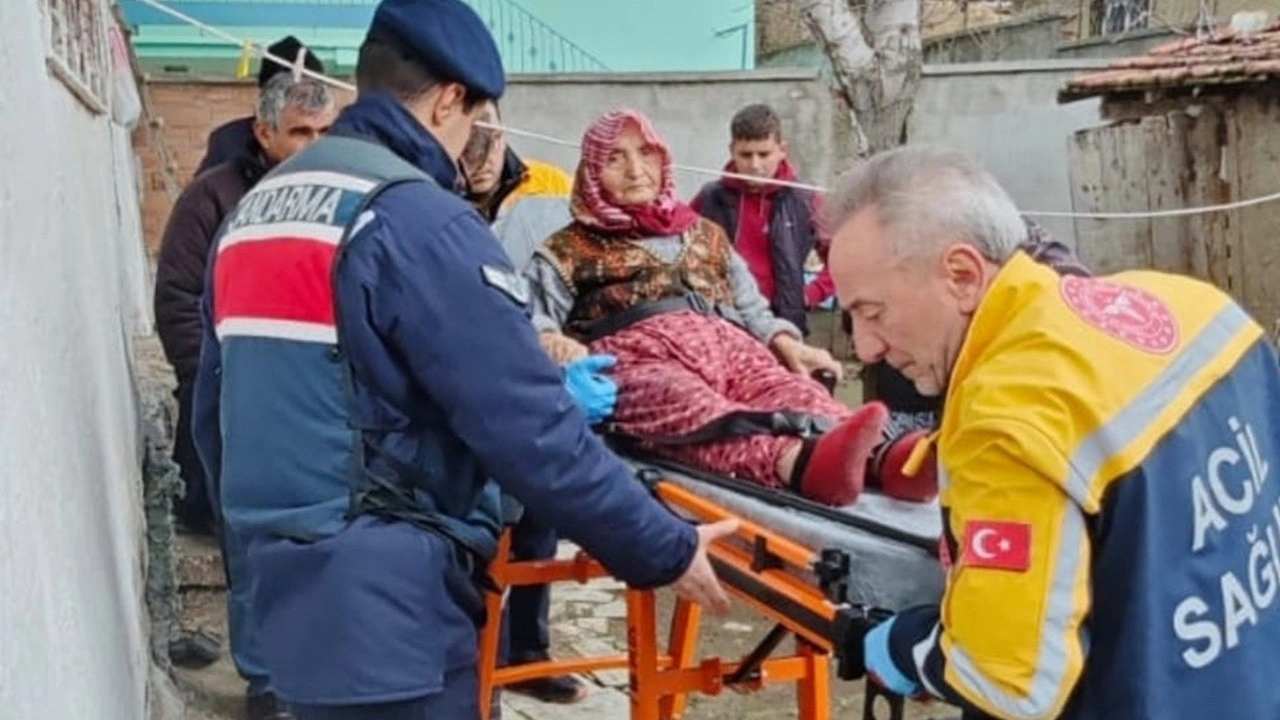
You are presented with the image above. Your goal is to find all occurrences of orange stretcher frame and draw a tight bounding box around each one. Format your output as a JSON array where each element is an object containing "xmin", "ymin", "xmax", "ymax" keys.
[{"xmin": 477, "ymin": 476, "xmax": 907, "ymax": 720}]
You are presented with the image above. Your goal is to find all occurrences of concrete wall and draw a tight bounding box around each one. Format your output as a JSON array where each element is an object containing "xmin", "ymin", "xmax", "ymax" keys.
[
  {"xmin": 924, "ymin": 14, "xmax": 1073, "ymax": 63},
  {"xmin": 0, "ymin": 2, "xmax": 157, "ymax": 719},
  {"xmin": 499, "ymin": 70, "xmax": 847, "ymax": 199},
  {"xmin": 137, "ymin": 70, "xmax": 848, "ymax": 250},
  {"xmin": 909, "ymin": 60, "xmax": 1110, "ymax": 245},
  {"xmin": 759, "ymin": 15, "xmax": 1076, "ymax": 69},
  {"xmin": 1055, "ymin": 28, "xmax": 1180, "ymax": 59},
  {"xmin": 141, "ymin": 62, "xmax": 1108, "ymax": 254},
  {"xmin": 746, "ymin": 57, "xmax": 1113, "ymax": 247}
]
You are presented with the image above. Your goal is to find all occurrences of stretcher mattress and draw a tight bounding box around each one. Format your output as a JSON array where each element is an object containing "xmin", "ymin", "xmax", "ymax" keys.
[{"xmin": 624, "ymin": 455, "xmax": 946, "ymax": 612}]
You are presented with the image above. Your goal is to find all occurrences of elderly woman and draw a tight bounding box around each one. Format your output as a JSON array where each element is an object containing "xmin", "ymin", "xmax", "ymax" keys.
[{"xmin": 525, "ymin": 109, "xmax": 934, "ymax": 507}]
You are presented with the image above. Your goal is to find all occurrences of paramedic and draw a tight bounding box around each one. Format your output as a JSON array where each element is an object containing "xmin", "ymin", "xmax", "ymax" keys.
[
  {"xmin": 191, "ymin": 1, "xmax": 734, "ymax": 718},
  {"xmin": 461, "ymin": 98, "xmax": 572, "ymax": 269},
  {"xmin": 827, "ymin": 145, "xmax": 1280, "ymax": 719},
  {"xmin": 856, "ymin": 219, "xmax": 1092, "ymax": 441}
]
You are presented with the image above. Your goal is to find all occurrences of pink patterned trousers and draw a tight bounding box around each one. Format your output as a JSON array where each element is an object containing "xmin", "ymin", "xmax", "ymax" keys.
[{"xmin": 591, "ymin": 311, "xmax": 851, "ymax": 488}]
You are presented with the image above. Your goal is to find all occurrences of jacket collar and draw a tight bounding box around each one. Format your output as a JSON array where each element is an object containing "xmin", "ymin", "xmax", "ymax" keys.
[
  {"xmin": 329, "ymin": 92, "xmax": 460, "ymax": 189},
  {"xmin": 948, "ymin": 251, "xmax": 1044, "ymax": 396},
  {"xmin": 228, "ymin": 120, "xmax": 270, "ymax": 184},
  {"xmin": 234, "ymin": 145, "xmax": 271, "ymax": 187}
]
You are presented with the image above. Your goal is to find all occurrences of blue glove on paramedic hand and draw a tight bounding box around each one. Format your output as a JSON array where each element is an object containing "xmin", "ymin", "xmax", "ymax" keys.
[
  {"xmin": 864, "ymin": 617, "xmax": 923, "ymax": 698},
  {"xmin": 564, "ymin": 354, "xmax": 618, "ymax": 425}
]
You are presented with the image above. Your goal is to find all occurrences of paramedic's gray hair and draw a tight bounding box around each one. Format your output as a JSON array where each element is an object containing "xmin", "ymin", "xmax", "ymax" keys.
[
  {"xmin": 825, "ymin": 145, "xmax": 1028, "ymax": 262},
  {"xmin": 256, "ymin": 73, "xmax": 334, "ymax": 129}
]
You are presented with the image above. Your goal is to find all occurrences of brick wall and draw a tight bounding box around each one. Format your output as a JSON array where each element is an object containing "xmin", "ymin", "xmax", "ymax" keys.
[{"xmin": 133, "ymin": 80, "xmax": 259, "ymax": 252}]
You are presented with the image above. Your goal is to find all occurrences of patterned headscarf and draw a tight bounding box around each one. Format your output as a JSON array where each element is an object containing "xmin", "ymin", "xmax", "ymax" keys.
[{"xmin": 570, "ymin": 108, "xmax": 699, "ymax": 237}]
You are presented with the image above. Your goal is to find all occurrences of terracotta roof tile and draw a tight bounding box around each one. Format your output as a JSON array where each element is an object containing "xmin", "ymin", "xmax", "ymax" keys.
[{"xmin": 1060, "ymin": 20, "xmax": 1280, "ymax": 101}]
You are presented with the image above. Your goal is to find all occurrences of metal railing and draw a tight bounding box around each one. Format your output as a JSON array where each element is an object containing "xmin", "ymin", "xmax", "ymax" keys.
[
  {"xmin": 467, "ymin": 0, "xmax": 607, "ymax": 72},
  {"xmin": 123, "ymin": 0, "xmax": 608, "ymax": 72}
]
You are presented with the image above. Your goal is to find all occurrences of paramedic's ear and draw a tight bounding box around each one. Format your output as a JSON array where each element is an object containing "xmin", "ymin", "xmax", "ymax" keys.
[{"xmin": 940, "ymin": 243, "xmax": 989, "ymax": 314}]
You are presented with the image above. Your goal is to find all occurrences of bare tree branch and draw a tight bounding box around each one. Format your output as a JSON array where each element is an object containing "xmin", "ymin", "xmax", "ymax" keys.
[
  {"xmin": 794, "ymin": 0, "xmax": 874, "ymax": 156},
  {"xmin": 793, "ymin": 0, "xmax": 924, "ymax": 158}
]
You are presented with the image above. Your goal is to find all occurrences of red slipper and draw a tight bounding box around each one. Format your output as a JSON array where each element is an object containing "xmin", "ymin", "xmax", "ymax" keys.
[{"xmin": 796, "ymin": 402, "xmax": 889, "ymax": 506}]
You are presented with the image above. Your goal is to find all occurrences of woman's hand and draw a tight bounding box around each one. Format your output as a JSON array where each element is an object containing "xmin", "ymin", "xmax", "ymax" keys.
[
  {"xmin": 540, "ymin": 331, "xmax": 590, "ymax": 365},
  {"xmin": 770, "ymin": 334, "xmax": 843, "ymax": 383}
]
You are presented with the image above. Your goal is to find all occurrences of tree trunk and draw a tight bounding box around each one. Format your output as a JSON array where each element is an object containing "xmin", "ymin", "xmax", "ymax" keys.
[{"xmin": 793, "ymin": 0, "xmax": 924, "ymax": 158}]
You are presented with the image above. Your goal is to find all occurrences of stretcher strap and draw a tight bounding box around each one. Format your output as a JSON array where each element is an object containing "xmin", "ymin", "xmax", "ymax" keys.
[
  {"xmin": 605, "ymin": 409, "xmax": 833, "ymax": 447},
  {"xmin": 571, "ymin": 293, "xmax": 736, "ymax": 343},
  {"xmin": 618, "ymin": 443, "xmax": 940, "ymax": 555}
]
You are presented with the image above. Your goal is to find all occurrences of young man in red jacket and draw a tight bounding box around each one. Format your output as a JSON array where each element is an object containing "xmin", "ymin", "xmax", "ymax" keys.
[{"xmin": 691, "ymin": 103, "xmax": 834, "ymax": 336}]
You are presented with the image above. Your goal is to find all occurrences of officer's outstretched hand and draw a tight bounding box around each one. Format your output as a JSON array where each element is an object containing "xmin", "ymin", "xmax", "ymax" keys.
[{"xmin": 670, "ymin": 519, "xmax": 738, "ymax": 616}]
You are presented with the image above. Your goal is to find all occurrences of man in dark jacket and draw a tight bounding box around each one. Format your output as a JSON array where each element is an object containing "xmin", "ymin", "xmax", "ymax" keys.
[
  {"xmin": 153, "ymin": 73, "xmax": 336, "ymax": 720},
  {"xmin": 194, "ymin": 36, "xmax": 325, "ymax": 177},
  {"xmin": 460, "ymin": 102, "xmax": 588, "ymax": 705},
  {"xmin": 692, "ymin": 103, "xmax": 834, "ymax": 336}
]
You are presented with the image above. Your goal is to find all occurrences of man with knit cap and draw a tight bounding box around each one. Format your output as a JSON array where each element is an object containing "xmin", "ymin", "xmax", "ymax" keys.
[
  {"xmin": 192, "ymin": 1, "xmax": 734, "ymax": 718},
  {"xmin": 194, "ymin": 35, "xmax": 325, "ymax": 176}
]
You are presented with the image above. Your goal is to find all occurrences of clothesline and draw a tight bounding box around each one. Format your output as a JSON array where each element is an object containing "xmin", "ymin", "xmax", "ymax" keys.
[
  {"xmin": 130, "ymin": 0, "xmax": 1280, "ymax": 221},
  {"xmin": 131, "ymin": 0, "xmax": 357, "ymax": 91},
  {"xmin": 488, "ymin": 117, "xmax": 1280, "ymax": 220}
]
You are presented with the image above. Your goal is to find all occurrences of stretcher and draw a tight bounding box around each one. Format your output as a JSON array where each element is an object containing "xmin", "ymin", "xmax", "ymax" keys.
[
  {"xmin": 477, "ymin": 454, "xmax": 947, "ymax": 720},
  {"xmin": 624, "ymin": 452, "xmax": 946, "ymax": 611}
]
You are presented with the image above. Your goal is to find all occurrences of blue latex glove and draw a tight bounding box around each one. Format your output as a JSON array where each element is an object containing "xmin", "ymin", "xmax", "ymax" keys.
[
  {"xmin": 564, "ymin": 354, "xmax": 618, "ymax": 425},
  {"xmin": 864, "ymin": 617, "xmax": 923, "ymax": 697}
]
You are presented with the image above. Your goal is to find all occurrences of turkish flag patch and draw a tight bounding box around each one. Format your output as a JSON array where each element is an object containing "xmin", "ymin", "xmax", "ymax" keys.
[{"xmin": 963, "ymin": 520, "xmax": 1032, "ymax": 572}]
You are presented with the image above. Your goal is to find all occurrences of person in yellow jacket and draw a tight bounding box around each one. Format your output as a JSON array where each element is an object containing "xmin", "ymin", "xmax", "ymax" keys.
[
  {"xmin": 825, "ymin": 145, "xmax": 1280, "ymax": 720},
  {"xmin": 462, "ymin": 99, "xmax": 573, "ymax": 269},
  {"xmin": 458, "ymin": 99, "xmax": 589, "ymax": 706}
]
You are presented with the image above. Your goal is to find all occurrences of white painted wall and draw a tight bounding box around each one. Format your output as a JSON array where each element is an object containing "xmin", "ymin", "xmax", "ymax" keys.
[
  {"xmin": 501, "ymin": 70, "xmax": 841, "ymax": 201},
  {"xmin": 0, "ymin": 2, "xmax": 155, "ymax": 719},
  {"xmin": 909, "ymin": 61, "xmax": 1106, "ymax": 247},
  {"xmin": 500, "ymin": 63, "xmax": 1106, "ymax": 247}
]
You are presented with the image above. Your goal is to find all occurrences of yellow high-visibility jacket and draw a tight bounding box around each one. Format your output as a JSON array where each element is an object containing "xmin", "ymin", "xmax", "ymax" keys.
[
  {"xmin": 501, "ymin": 158, "xmax": 571, "ymax": 209},
  {"xmin": 477, "ymin": 154, "xmax": 573, "ymax": 269},
  {"xmin": 887, "ymin": 251, "xmax": 1280, "ymax": 719}
]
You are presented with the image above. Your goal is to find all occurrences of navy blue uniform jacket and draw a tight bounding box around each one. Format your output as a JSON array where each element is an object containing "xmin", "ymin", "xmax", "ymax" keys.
[{"xmin": 191, "ymin": 94, "xmax": 698, "ymax": 704}]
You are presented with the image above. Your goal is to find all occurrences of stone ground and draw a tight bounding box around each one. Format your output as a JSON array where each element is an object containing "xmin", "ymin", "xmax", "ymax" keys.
[{"xmin": 173, "ymin": 536, "xmax": 958, "ymax": 720}]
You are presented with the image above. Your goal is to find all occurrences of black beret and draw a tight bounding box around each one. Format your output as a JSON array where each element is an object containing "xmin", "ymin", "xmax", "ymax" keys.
[
  {"xmin": 259, "ymin": 35, "xmax": 325, "ymax": 88},
  {"xmin": 368, "ymin": 0, "xmax": 506, "ymax": 99}
]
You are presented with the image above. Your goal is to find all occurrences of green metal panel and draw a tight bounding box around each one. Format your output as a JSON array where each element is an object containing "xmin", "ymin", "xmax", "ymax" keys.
[{"xmin": 122, "ymin": 0, "xmax": 608, "ymax": 78}]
